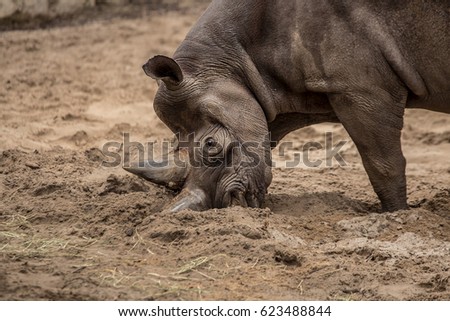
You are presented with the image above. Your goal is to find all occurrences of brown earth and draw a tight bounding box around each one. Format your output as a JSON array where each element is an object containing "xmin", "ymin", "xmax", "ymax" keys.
[{"xmin": 0, "ymin": 5, "xmax": 449, "ymax": 301}]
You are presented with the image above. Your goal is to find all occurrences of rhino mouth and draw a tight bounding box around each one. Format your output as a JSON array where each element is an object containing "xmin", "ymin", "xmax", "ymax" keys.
[
  {"xmin": 222, "ymin": 189, "xmax": 248, "ymax": 208},
  {"xmin": 221, "ymin": 187, "xmax": 264, "ymax": 208},
  {"xmin": 167, "ymin": 186, "xmax": 252, "ymax": 212}
]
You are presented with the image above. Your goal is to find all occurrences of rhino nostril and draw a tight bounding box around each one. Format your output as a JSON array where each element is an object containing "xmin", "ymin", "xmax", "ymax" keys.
[
  {"xmin": 221, "ymin": 191, "xmax": 232, "ymax": 208},
  {"xmin": 245, "ymin": 193, "xmax": 261, "ymax": 208},
  {"xmin": 231, "ymin": 197, "xmax": 241, "ymax": 207},
  {"xmin": 235, "ymin": 191, "xmax": 248, "ymax": 208},
  {"xmin": 223, "ymin": 190, "xmax": 248, "ymax": 208}
]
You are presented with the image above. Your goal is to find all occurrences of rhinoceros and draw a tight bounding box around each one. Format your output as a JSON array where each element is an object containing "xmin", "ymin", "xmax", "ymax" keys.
[{"xmin": 125, "ymin": 0, "xmax": 449, "ymax": 212}]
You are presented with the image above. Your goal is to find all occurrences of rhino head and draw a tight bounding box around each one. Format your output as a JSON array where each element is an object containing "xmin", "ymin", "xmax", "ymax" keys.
[{"xmin": 124, "ymin": 55, "xmax": 272, "ymax": 212}]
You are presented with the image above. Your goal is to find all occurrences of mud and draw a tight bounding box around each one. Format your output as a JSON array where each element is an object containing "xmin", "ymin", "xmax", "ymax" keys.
[{"xmin": 0, "ymin": 6, "xmax": 449, "ymax": 300}]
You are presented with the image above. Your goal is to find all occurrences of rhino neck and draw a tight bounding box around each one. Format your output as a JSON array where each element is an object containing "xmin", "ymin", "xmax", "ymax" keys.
[{"xmin": 173, "ymin": 1, "xmax": 280, "ymax": 123}]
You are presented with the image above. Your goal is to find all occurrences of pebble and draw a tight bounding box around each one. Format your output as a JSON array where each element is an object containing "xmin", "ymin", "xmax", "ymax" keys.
[
  {"xmin": 25, "ymin": 162, "xmax": 40, "ymax": 169},
  {"xmin": 125, "ymin": 228, "xmax": 134, "ymax": 237}
]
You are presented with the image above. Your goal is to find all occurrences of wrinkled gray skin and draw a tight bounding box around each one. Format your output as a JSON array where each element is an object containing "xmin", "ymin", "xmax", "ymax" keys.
[{"xmin": 125, "ymin": 0, "xmax": 449, "ymax": 212}]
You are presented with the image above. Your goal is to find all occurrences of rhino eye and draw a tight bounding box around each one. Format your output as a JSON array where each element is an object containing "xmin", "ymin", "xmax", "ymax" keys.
[
  {"xmin": 203, "ymin": 137, "xmax": 223, "ymax": 158},
  {"xmin": 205, "ymin": 138, "xmax": 216, "ymax": 148}
]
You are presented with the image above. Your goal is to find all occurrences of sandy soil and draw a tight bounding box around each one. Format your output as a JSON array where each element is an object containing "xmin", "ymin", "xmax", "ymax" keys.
[{"xmin": 0, "ymin": 6, "xmax": 449, "ymax": 301}]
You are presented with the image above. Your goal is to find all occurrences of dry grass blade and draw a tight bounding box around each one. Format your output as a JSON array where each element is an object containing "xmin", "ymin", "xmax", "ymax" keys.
[
  {"xmin": 99, "ymin": 268, "xmax": 132, "ymax": 288},
  {"xmin": 129, "ymin": 229, "xmax": 144, "ymax": 252},
  {"xmin": 193, "ymin": 269, "xmax": 216, "ymax": 281},
  {"xmin": 3, "ymin": 213, "xmax": 34, "ymax": 230},
  {"xmin": 175, "ymin": 256, "xmax": 211, "ymax": 274},
  {"xmin": 148, "ymin": 272, "xmax": 195, "ymax": 281},
  {"xmin": 174, "ymin": 254, "xmax": 228, "ymax": 275},
  {"xmin": 0, "ymin": 231, "xmax": 24, "ymax": 239},
  {"xmin": 0, "ymin": 233, "xmax": 97, "ymax": 258}
]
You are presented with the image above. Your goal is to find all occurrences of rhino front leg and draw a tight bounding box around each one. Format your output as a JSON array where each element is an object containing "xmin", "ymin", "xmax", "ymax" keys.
[{"xmin": 329, "ymin": 90, "xmax": 409, "ymax": 212}]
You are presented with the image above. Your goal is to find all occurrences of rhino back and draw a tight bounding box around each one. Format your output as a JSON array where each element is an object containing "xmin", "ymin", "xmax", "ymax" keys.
[{"xmin": 176, "ymin": 0, "xmax": 449, "ymax": 113}]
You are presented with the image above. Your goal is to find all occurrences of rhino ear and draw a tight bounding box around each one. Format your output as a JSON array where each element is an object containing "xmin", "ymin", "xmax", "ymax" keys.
[{"xmin": 142, "ymin": 55, "xmax": 183, "ymax": 89}]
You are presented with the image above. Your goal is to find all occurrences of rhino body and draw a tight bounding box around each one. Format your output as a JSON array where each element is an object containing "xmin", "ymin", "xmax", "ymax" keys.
[{"xmin": 126, "ymin": 0, "xmax": 450, "ymax": 212}]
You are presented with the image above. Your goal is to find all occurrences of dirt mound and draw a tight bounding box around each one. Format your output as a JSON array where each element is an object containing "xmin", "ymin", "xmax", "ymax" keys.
[{"xmin": 0, "ymin": 7, "xmax": 449, "ymax": 301}]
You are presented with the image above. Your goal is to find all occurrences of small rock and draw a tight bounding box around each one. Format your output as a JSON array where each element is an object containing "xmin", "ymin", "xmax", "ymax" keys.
[
  {"xmin": 25, "ymin": 162, "xmax": 40, "ymax": 169},
  {"xmin": 274, "ymin": 249, "xmax": 302, "ymax": 266},
  {"xmin": 85, "ymin": 148, "xmax": 105, "ymax": 163}
]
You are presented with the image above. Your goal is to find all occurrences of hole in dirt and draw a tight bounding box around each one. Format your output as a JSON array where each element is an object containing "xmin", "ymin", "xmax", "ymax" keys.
[
  {"xmin": 32, "ymin": 183, "xmax": 65, "ymax": 196},
  {"xmin": 423, "ymin": 189, "xmax": 450, "ymax": 219},
  {"xmin": 265, "ymin": 192, "xmax": 377, "ymax": 215},
  {"xmin": 150, "ymin": 229, "xmax": 189, "ymax": 243},
  {"xmin": 273, "ymin": 249, "xmax": 302, "ymax": 266}
]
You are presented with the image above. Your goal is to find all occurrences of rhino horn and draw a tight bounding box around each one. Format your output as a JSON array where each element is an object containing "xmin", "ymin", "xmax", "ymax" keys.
[
  {"xmin": 168, "ymin": 187, "xmax": 209, "ymax": 212},
  {"xmin": 124, "ymin": 154, "xmax": 188, "ymax": 191}
]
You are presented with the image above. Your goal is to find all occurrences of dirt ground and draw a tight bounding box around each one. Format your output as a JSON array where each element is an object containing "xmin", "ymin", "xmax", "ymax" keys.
[{"xmin": 1, "ymin": 5, "xmax": 449, "ymax": 301}]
